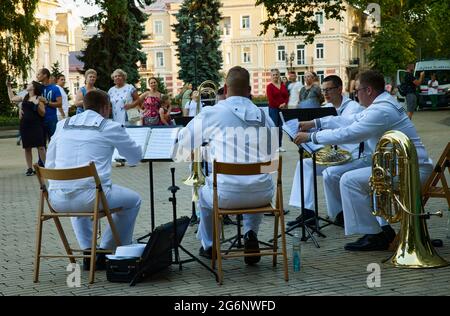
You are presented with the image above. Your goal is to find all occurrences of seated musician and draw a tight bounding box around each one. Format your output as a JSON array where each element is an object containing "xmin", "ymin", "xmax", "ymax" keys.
[
  {"xmin": 177, "ymin": 66, "xmax": 277, "ymax": 264},
  {"xmin": 294, "ymin": 70, "xmax": 433, "ymax": 251},
  {"xmin": 45, "ymin": 90, "xmax": 142, "ymax": 268},
  {"xmin": 288, "ymin": 75, "xmax": 366, "ymax": 227}
]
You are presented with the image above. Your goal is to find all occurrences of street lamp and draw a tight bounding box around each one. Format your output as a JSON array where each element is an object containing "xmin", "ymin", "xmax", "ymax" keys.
[{"xmin": 186, "ymin": 34, "xmax": 203, "ymax": 90}]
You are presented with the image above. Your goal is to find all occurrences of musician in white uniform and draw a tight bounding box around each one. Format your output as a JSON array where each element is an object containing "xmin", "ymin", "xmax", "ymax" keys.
[
  {"xmin": 294, "ymin": 70, "xmax": 433, "ymax": 251},
  {"xmin": 288, "ymin": 75, "xmax": 366, "ymax": 227},
  {"xmin": 46, "ymin": 90, "xmax": 142, "ymax": 264},
  {"xmin": 177, "ymin": 66, "xmax": 277, "ymax": 264}
]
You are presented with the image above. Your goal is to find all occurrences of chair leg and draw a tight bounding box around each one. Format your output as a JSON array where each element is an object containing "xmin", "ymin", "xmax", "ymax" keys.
[
  {"xmin": 53, "ymin": 217, "xmax": 76, "ymax": 264},
  {"xmin": 273, "ymin": 213, "xmax": 279, "ymax": 267},
  {"xmin": 211, "ymin": 215, "xmax": 216, "ymax": 270},
  {"xmin": 279, "ymin": 208, "xmax": 289, "ymax": 282},
  {"xmin": 89, "ymin": 206, "xmax": 100, "ymax": 284},
  {"xmin": 33, "ymin": 197, "xmax": 45, "ymax": 283},
  {"xmin": 214, "ymin": 212, "xmax": 223, "ymax": 285}
]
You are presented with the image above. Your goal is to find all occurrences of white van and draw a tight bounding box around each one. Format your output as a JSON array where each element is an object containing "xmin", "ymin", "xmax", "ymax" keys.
[{"xmin": 397, "ymin": 59, "xmax": 450, "ymax": 108}]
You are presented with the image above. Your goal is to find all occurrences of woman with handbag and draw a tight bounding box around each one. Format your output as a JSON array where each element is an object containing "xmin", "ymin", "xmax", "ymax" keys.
[
  {"xmin": 108, "ymin": 69, "xmax": 140, "ymax": 126},
  {"xmin": 132, "ymin": 77, "xmax": 163, "ymax": 126}
]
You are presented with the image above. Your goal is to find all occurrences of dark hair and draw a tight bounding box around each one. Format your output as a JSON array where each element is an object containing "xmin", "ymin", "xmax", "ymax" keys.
[
  {"xmin": 23, "ymin": 81, "xmax": 43, "ymax": 102},
  {"xmin": 160, "ymin": 95, "xmax": 170, "ymax": 105},
  {"xmin": 83, "ymin": 90, "xmax": 110, "ymax": 112},
  {"xmin": 56, "ymin": 74, "xmax": 65, "ymax": 80},
  {"xmin": 40, "ymin": 68, "xmax": 51, "ymax": 79},
  {"xmin": 148, "ymin": 77, "xmax": 158, "ymax": 85},
  {"xmin": 357, "ymin": 70, "xmax": 385, "ymax": 93},
  {"xmin": 323, "ymin": 75, "xmax": 343, "ymax": 88}
]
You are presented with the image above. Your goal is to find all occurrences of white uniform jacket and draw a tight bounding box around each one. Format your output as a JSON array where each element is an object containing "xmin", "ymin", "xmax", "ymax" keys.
[
  {"xmin": 311, "ymin": 92, "xmax": 432, "ymax": 168},
  {"xmin": 46, "ymin": 110, "xmax": 142, "ymax": 190},
  {"xmin": 177, "ymin": 96, "xmax": 276, "ymax": 193}
]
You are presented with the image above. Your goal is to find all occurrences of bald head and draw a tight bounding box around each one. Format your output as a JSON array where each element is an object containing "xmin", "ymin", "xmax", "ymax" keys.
[{"xmin": 225, "ymin": 66, "xmax": 251, "ymax": 97}]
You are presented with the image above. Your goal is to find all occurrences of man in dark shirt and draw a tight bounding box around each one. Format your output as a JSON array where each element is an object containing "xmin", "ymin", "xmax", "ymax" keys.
[{"xmin": 404, "ymin": 63, "xmax": 425, "ymax": 119}]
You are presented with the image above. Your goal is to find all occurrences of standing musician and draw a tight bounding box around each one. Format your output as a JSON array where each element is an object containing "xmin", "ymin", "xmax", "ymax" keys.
[
  {"xmin": 294, "ymin": 70, "xmax": 433, "ymax": 251},
  {"xmin": 45, "ymin": 90, "xmax": 142, "ymax": 268},
  {"xmin": 177, "ymin": 66, "xmax": 277, "ymax": 264},
  {"xmin": 288, "ymin": 75, "xmax": 366, "ymax": 227}
]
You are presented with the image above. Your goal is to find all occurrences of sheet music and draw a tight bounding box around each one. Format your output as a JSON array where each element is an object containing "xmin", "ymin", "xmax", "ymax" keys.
[
  {"xmin": 143, "ymin": 127, "xmax": 181, "ymax": 160},
  {"xmin": 112, "ymin": 127, "xmax": 151, "ymax": 161}
]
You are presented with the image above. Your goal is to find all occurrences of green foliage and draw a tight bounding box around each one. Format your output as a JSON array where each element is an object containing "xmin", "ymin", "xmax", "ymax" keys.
[
  {"xmin": 140, "ymin": 78, "xmax": 148, "ymax": 93},
  {"xmin": 255, "ymin": 0, "xmax": 346, "ymax": 43},
  {"xmin": 156, "ymin": 77, "xmax": 168, "ymax": 95},
  {"xmin": 79, "ymin": 0, "xmax": 154, "ymax": 91},
  {"xmin": 0, "ymin": 0, "xmax": 46, "ymax": 115},
  {"xmin": 173, "ymin": 0, "xmax": 223, "ymax": 88},
  {"xmin": 0, "ymin": 115, "xmax": 20, "ymax": 127},
  {"xmin": 50, "ymin": 62, "xmax": 71, "ymax": 100},
  {"xmin": 368, "ymin": 18, "xmax": 416, "ymax": 81}
]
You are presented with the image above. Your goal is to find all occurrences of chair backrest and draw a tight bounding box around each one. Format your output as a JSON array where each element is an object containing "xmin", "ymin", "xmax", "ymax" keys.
[
  {"xmin": 34, "ymin": 162, "xmax": 101, "ymax": 188},
  {"xmin": 213, "ymin": 157, "xmax": 282, "ymax": 186}
]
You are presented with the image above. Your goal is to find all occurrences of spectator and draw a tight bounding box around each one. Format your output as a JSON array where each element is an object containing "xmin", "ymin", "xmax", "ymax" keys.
[
  {"xmin": 108, "ymin": 69, "xmax": 139, "ymax": 125},
  {"xmin": 266, "ymin": 68, "xmax": 288, "ymax": 151},
  {"xmin": 55, "ymin": 74, "xmax": 69, "ymax": 119},
  {"xmin": 404, "ymin": 63, "xmax": 425, "ymax": 119},
  {"xmin": 287, "ymin": 71, "xmax": 303, "ymax": 108},
  {"xmin": 299, "ymin": 71, "xmax": 322, "ymax": 108},
  {"xmin": 74, "ymin": 69, "xmax": 98, "ymax": 114}
]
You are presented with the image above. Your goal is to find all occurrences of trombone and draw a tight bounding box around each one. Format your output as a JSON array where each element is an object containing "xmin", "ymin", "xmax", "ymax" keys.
[{"xmin": 183, "ymin": 80, "xmax": 218, "ymax": 201}]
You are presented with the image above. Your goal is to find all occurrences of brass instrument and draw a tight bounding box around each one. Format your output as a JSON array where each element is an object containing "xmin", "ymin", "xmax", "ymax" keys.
[
  {"xmin": 370, "ymin": 130, "xmax": 448, "ymax": 268},
  {"xmin": 183, "ymin": 80, "xmax": 218, "ymax": 201},
  {"xmin": 315, "ymin": 145, "xmax": 352, "ymax": 166}
]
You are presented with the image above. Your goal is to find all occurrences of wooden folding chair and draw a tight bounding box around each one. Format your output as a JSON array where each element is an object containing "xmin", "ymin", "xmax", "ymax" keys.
[
  {"xmin": 33, "ymin": 162, "xmax": 122, "ymax": 284},
  {"xmin": 211, "ymin": 157, "xmax": 288, "ymax": 284}
]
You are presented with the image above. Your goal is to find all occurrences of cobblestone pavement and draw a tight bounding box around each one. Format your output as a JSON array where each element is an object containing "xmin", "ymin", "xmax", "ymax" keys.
[{"xmin": 1, "ymin": 109, "xmax": 449, "ymax": 296}]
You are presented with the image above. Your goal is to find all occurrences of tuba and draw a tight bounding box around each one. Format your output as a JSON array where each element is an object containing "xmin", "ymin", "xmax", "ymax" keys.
[
  {"xmin": 183, "ymin": 81, "xmax": 217, "ymax": 201},
  {"xmin": 370, "ymin": 130, "xmax": 448, "ymax": 268}
]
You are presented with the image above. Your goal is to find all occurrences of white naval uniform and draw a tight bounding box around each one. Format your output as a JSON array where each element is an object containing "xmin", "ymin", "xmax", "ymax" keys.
[
  {"xmin": 46, "ymin": 110, "xmax": 142, "ymax": 249},
  {"xmin": 289, "ymin": 97, "xmax": 367, "ymax": 219},
  {"xmin": 310, "ymin": 92, "xmax": 433, "ymax": 235},
  {"xmin": 177, "ymin": 96, "xmax": 276, "ymax": 250}
]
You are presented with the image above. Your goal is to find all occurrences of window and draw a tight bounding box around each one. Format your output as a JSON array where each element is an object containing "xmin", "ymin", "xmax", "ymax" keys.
[
  {"xmin": 154, "ymin": 21, "xmax": 163, "ymax": 35},
  {"xmin": 241, "ymin": 16, "xmax": 250, "ymax": 29},
  {"xmin": 226, "ymin": 52, "xmax": 231, "ymax": 65},
  {"xmin": 223, "ymin": 17, "xmax": 231, "ymax": 36},
  {"xmin": 297, "ymin": 72, "xmax": 305, "ymax": 85},
  {"xmin": 296, "ymin": 44, "xmax": 305, "ymax": 65},
  {"xmin": 316, "ymin": 43, "xmax": 324, "ymax": 59},
  {"xmin": 156, "ymin": 51, "xmax": 164, "ymax": 67},
  {"xmin": 315, "ymin": 12, "xmax": 324, "ymax": 27},
  {"xmin": 317, "ymin": 70, "xmax": 324, "ymax": 83},
  {"xmin": 242, "ymin": 46, "xmax": 251, "ymax": 63},
  {"xmin": 277, "ymin": 45, "xmax": 286, "ymax": 62}
]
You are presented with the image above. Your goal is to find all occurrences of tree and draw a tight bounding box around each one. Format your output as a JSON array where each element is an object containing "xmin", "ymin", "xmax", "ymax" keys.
[
  {"xmin": 0, "ymin": 0, "xmax": 46, "ymax": 115},
  {"xmin": 173, "ymin": 0, "xmax": 223, "ymax": 88},
  {"xmin": 79, "ymin": 0, "xmax": 154, "ymax": 91},
  {"xmin": 255, "ymin": 0, "xmax": 346, "ymax": 43},
  {"xmin": 156, "ymin": 76, "xmax": 168, "ymax": 95}
]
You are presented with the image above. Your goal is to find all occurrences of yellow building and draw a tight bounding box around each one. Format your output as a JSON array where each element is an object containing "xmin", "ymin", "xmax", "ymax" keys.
[
  {"xmin": 141, "ymin": 0, "xmax": 373, "ymax": 96},
  {"xmin": 27, "ymin": 0, "xmax": 73, "ymax": 85}
]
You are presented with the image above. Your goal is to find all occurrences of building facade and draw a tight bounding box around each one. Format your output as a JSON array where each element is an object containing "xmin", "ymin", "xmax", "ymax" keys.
[{"xmin": 141, "ymin": 0, "xmax": 373, "ymax": 96}]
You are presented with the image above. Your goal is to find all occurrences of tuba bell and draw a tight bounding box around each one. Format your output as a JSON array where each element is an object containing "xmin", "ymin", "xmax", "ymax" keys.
[
  {"xmin": 183, "ymin": 81, "xmax": 218, "ymax": 201},
  {"xmin": 370, "ymin": 130, "xmax": 448, "ymax": 268}
]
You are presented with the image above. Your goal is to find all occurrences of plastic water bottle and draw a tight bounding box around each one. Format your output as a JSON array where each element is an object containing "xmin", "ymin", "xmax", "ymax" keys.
[{"xmin": 292, "ymin": 232, "xmax": 301, "ymax": 272}]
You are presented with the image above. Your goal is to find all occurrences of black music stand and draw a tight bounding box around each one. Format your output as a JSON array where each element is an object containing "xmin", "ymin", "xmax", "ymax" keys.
[{"xmin": 278, "ymin": 108, "xmax": 338, "ymax": 247}]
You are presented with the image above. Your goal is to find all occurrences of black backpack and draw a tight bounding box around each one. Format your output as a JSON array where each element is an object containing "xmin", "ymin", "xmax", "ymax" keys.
[{"xmin": 398, "ymin": 81, "xmax": 408, "ymax": 97}]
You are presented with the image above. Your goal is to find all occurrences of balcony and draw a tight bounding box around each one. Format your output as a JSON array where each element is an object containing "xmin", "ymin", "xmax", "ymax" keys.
[{"xmin": 348, "ymin": 58, "xmax": 360, "ymax": 68}]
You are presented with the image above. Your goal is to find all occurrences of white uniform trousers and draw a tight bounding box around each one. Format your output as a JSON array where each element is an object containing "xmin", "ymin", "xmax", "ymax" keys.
[
  {"xmin": 322, "ymin": 158, "xmax": 371, "ymax": 219},
  {"xmin": 289, "ymin": 158, "xmax": 370, "ymax": 219},
  {"xmin": 49, "ymin": 184, "xmax": 141, "ymax": 250},
  {"xmin": 197, "ymin": 184, "xmax": 274, "ymax": 250},
  {"xmin": 289, "ymin": 158, "xmax": 326, "ymax": 210},
  {"xmin": 341, "ymin": 165, "xmax": 432, "ymax": 236}
]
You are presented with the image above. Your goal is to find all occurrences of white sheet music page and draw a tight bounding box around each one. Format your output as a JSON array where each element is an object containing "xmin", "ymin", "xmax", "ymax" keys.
[
  {"xmin": 112, "ymin": 127, "xmax": 151, "ymax": 161},
  {"xmin": 144, "ymin": 127, "xmax": 181, "ymax": 160}
]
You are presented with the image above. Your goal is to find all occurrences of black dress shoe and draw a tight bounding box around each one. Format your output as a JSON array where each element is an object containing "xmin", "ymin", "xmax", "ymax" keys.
[
  {"xmin": 83, "ymin": 249, "xmax": 107, "ymax": 271},
  {"xmin": 344, "ymin": 233, "xmax": 390, "ymax": 251},
  {"xmin": 287, "ymin": 208, "xmax": 315, "ymax": 226},
  {"xmin": 381, "ymin": 225, "xmax": 396, "ymax": 244},
  {"xmin": 199, "ymin": 246, "xmax": 212, "ymax": 259},
  {"xmin": 244, "ymin": 230, "xmax": 260, "ymax": 265},
  {"xmin": 334, "ymin": 211, "xmax": 344, "ymax": 226}
]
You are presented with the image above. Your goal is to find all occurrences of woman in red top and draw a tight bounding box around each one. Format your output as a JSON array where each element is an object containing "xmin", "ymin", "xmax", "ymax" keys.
[{"xmin": 266, "ymin": 68, "xmax": 289, "ymax": 150}]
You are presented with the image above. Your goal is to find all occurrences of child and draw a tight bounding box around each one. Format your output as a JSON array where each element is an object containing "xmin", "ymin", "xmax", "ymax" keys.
[{"xmin": 159, "ymin": 95, "xmax": 173, "ymax": 126}]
